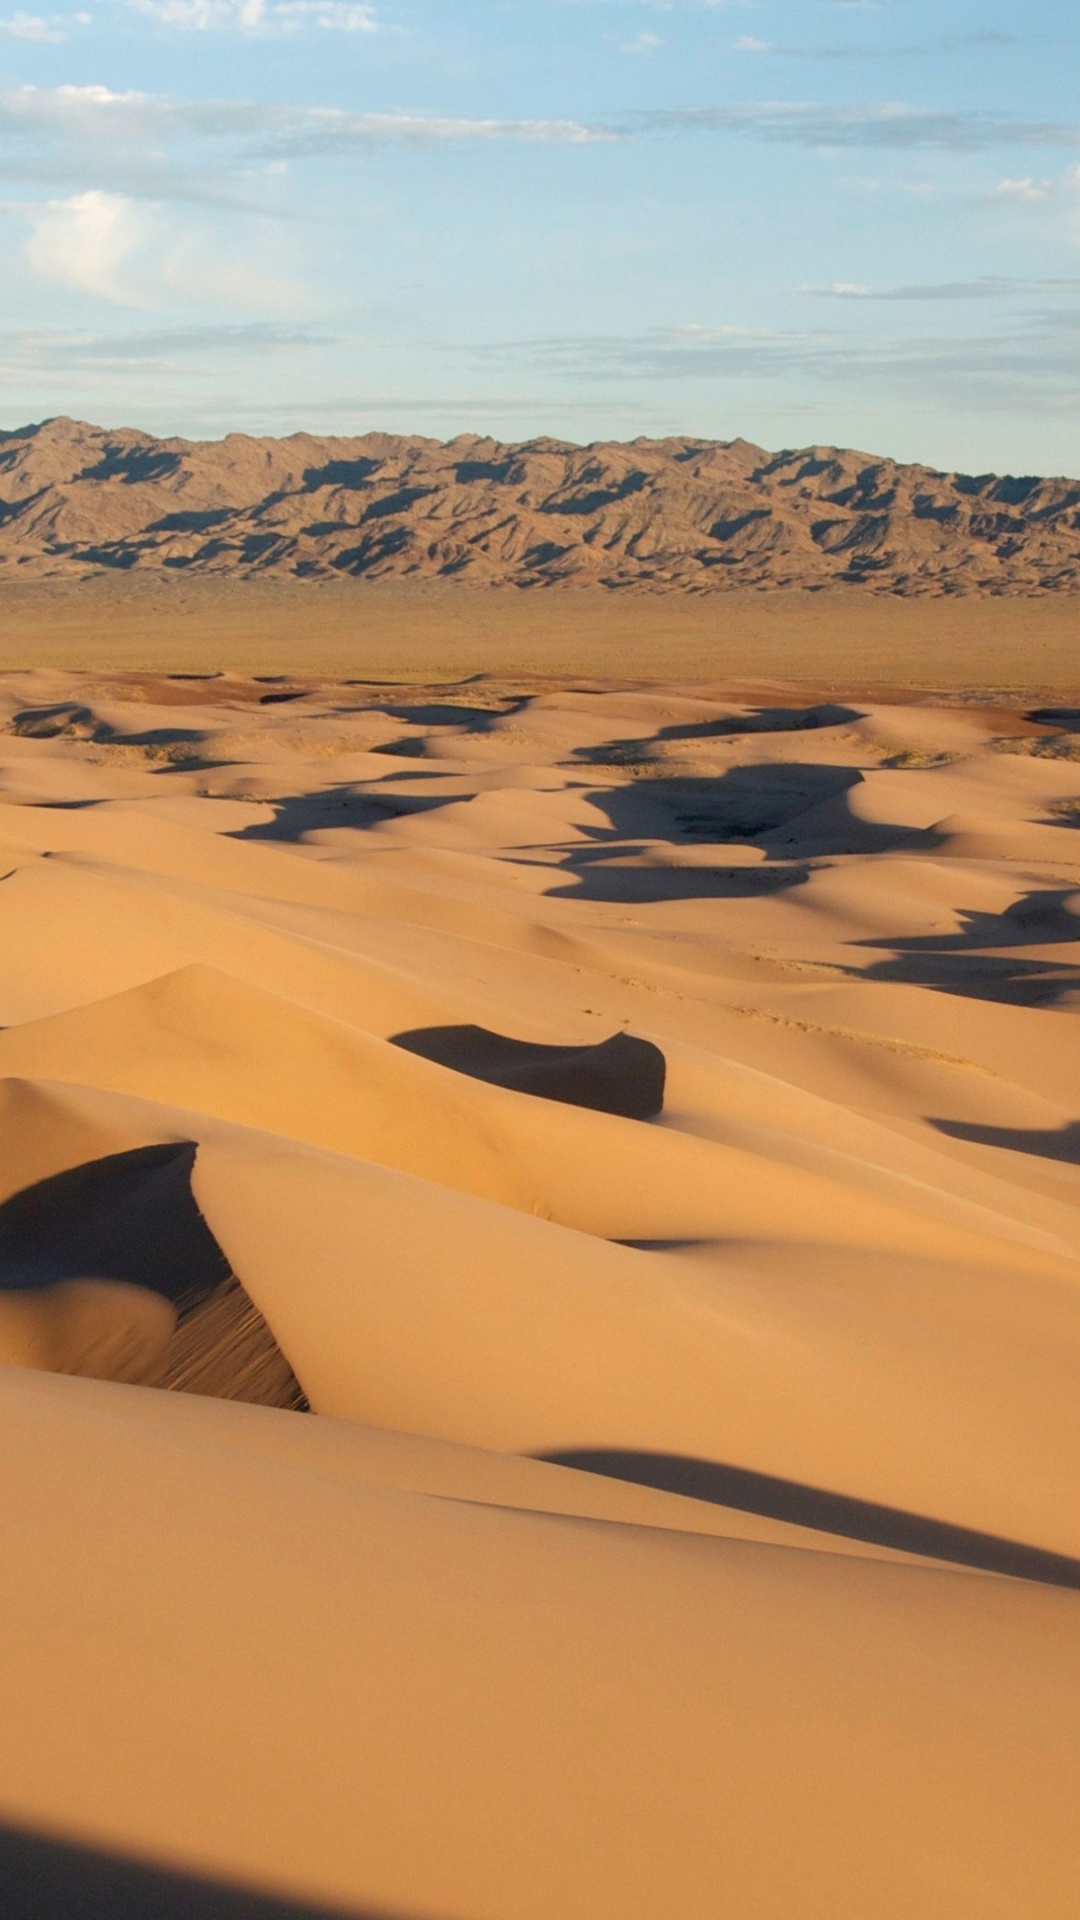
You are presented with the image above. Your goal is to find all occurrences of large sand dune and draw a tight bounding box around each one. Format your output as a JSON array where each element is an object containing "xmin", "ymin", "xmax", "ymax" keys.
[{"xmin": 0, "ymin": 665, "xmax": 1078, "ymax": 1915}]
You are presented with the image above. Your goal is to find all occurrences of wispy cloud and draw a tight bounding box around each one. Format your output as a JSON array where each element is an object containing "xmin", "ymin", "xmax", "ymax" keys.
[
  {"xmin": 803, "ymin": 277, "xmax": 1080, "ymax": 300},
  {"xmin": 482, "ymin": 309, "xmax": 1080, "ymax": 416},
  {"xmin": 621, "ymin": 30, "xmax": 661, "ymax": 54},
  {"xmin": 637, "ymin": 102, "xmax": 1080, "ymax": 150},
  {"xmin": 732, "ymin": 30, "xmax": 1017, "ymax": 60},
  {"xmin": 0, "ymin": 319, "xmax": 332, "ymax": 375},
  {"xmin": 3, "ymin": 86, "xmax": 1076, "ymax": 182},
  {"xmin": 130, "ymin": 0, "xmax": 381, "ymax": 33},
  {"xmin": 0, "ymin": 9, "xmax": 84, "ymax": 40},
  {"xmin": 0, "ymin": 85, "xmax": 609, "ymax": 156}
]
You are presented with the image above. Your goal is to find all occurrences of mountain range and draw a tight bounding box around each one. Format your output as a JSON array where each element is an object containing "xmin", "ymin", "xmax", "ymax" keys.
[{"xmin": 2, "ymin": 416, "xmax": 1078, "ymax": 595}]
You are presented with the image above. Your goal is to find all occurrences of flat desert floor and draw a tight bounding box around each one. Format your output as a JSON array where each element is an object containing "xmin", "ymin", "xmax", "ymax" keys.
[{"xmin": 0, "ymin": 603, "xmax": 1079, "ymax": 1917}]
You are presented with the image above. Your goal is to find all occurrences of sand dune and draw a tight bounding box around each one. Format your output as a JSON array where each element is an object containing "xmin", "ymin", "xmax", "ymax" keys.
[{"xmin": 0, "ymin": 667, "xmax": 1078, "ymax": 1914}]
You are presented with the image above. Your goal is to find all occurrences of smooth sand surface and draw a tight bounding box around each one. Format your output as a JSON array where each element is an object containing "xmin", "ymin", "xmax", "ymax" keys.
[
  {"xmin": 2, "ymin": 575, "xmax": 1080, "ymax": 687},
  {"xmin": 0, "ymin": 660, "xmax": 1078, "ymax": 1914}
]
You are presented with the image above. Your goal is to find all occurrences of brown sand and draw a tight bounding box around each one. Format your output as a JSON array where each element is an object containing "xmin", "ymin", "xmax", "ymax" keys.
[
  {"xmin": 0, "ymin": 647, "xmax": 1078, "ymax": 1914},
  {"xmin": 2, "ymin": 576, "xmax": 1080, "ymax": 688}
]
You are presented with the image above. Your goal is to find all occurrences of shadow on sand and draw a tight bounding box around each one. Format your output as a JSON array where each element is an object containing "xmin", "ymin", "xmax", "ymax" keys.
[
  {"xmin": 852, "ymin": 891, "xmax": 1080, "ymax": 1009},
  {"xmin": 545, "ymin": 760, "xmax": 932, "ymax": 902},
  {"xmin": 392, "ymin": 1024, "xmax": 666, "ymax": 1119},
  {"xmin": 540, "ymin": 1449, "xmax": 1080, "ymax": 1591},
  {"xmin": 0, "ymin": 1143, "xmax": 228, "ymax": 1313},
  {"xmin": 932, "ymin": 1117, "xmax": 1080, "ymax": 1165},
  {"xmin": 229, "ymin": 787, "xmax": 451, "ymax": 841},
  {"xmin": 0, "ymin": 1821, "xmax": 415, "ymax": 1920}
]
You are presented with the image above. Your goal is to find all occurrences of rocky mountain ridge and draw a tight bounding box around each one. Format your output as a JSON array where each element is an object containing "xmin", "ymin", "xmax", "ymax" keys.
[{"xmin": 1, "ymin": 416, "xmax": 1078, "ymax": 594}]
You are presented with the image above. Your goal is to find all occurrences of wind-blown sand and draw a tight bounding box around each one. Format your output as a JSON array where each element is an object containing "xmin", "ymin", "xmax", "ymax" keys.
[{"xmin": 0, "ymin": 662, "xmax": 1078, "ymax": 1916}]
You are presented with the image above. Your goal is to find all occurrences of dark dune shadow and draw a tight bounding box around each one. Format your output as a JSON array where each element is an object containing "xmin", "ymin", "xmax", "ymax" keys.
[
  {"xmin": 376, "ymin": 698, "xmax": 531, "ymax": 732},
  {"xmin": 544, "ymin": 759, "xmax": 925, "ymax": 901},
  {"xmin": 932, "ymin": 1117, "xmax": 1080, "ymax": 1166},
  {"xmin": 545, "ymin": 853, "xmax": 812, "ymax": 905},
  {"xmin": 12, "ymin": 704, "xmax": 95, "ymax": 738},
  {"xmin": 858, "ymin": 892, "xmax": 1080, "ymax": 954},
  {"xmin": 572, "ymin": 707, "xmax": 864, "ymax": 769},
  {"xmin": 859, "ymin": 952, "xmax": 1080, "ymax": 1008},
  {"xmin": 1027, "ymin": 706, "xmax": 1080, "ymax": 733},
  {"xmin": 103, "ymin": 726, "xmax": 209, "ymax": 749},
  {"xmin": 0, "ymin": 1821, "xmax": 413, "ymax": 1919},
  {"xmin": 0, "ymin": 1143, "xmax": 229, "ymax": 1313},
  {"xmin": 540, "ymin": 1450, "xmax": 1080, "ymax": 1590},
  {"xmin": 228, "ymin": 786, "xmax": 453, "ymax": 841},
  {"xmin": 578, "ymin": 764, "xmax": 901, "ymax": 849},
  {"xmin": 392, "ymin": 1024, "xmax": 666, "ymax": 1119},
  {"xmin": 654, "ymin": 702, "xmax": 864, "ymax": 743},
  {"xmin": 851, "ymin": 892, "xmax": 1080, "ymax": 1008},
  {"xmin": 23, "ymin": 799, "xmax": 101, "ymax": 811}
]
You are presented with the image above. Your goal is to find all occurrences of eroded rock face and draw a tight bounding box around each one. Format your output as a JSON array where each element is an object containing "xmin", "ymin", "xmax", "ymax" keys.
[{"xmin": 2, "ymin": 416, "xmax": 1078, "ymax": 594}]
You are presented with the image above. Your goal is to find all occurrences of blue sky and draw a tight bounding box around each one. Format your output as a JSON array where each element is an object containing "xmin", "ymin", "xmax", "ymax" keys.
[{"xmin": 1, "ymin": 0, "xmax": 1078, "ymax": 470}]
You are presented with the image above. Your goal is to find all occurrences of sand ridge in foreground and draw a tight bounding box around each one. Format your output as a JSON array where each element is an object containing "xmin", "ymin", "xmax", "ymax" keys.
[{"xmin": 0, "ymin": 667, "xmax": 1078, "ymax": 1916}]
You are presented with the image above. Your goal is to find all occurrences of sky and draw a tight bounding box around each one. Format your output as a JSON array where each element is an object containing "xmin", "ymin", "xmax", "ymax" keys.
[{"xmin": 1, "ymin": 0, "xmax": 1078, "ymax": 471}]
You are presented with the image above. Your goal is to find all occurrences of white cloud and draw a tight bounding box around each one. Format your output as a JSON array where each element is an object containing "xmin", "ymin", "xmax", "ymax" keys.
[
  {"xmin": 18, "ymin": 182, "xmax": 312, "ymax": 314},
  {"xmin": 273, "ymin": 1, "xmax": 379, "ymax": 28},
  {"xmin": 621, "ymin": 30, "xmax": 661, "ymax": 54},
  {"xmin": 26, "ymin": 190, "xmax": 146, "ymax": 304},
  {"xmin": 993, "ymin": 176, "xmax": 1054, "ymax": 202},
  {"xmin": 0, "ymin": 11, "xmax": 70, "ymax": 40},
  {"xmin": 987, "ymin": 167, "xmax": 1080, "ymax": 245},
  {"xmin": 734, "ymin": 37, "xmax": 770, "ymax": 51},
  {"xmin": 130, "ymin": 0, "xmax": 379, "ymax": 30}
]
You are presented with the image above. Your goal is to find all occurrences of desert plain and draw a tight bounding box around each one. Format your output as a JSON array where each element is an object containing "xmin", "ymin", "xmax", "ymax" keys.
[{"xmin": 0, "ymin": 574, "xmax": 1079, "ymax": 1917}]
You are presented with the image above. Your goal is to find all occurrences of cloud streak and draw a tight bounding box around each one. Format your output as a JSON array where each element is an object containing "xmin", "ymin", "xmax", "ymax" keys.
[
  {"xmin": 0, "ymin": 85, "xmax": 609, "ymax": 152},
  {"xmin": 482, "ymin": 309, "xmax": 1080, "ymax": 416},
  {"xmin": 0, "ymin": 319, "xmax": 332, "ymax": 374},
  {"xmin": 4, "ymin": 87, "xmax": 1078, "ymax": 180},
  {"xmin": 637, "ymin": 102, "xmax": 1080, "ymax": 151},
  {"xmin": 804, "ymin": 277, "xmax": 1080, "ymax": 301}
]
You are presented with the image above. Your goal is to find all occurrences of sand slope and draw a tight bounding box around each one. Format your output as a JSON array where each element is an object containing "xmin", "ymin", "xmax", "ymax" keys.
[{"xmin": 0, "ymin": 668, "xmax": 1078, "ymax": 1914}]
